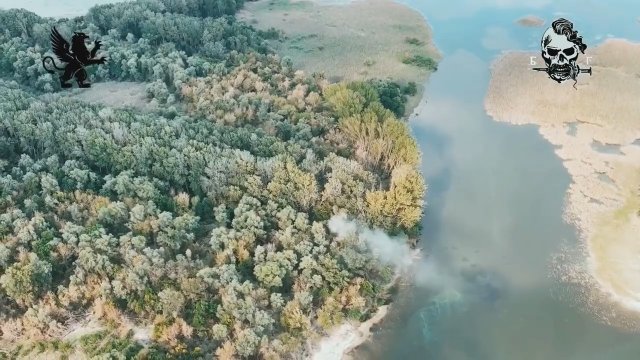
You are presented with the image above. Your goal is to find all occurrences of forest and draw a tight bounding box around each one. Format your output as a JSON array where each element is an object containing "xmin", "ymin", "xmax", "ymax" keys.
[{"xmin": 0, "ymin": 0, "xmax": 427, "ymax": 358}]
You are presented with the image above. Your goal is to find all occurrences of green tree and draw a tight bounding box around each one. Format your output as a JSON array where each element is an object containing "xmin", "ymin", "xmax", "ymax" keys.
[{"xmin": 0, "ymin": 252, "xmax": 51, "ymax": 306}]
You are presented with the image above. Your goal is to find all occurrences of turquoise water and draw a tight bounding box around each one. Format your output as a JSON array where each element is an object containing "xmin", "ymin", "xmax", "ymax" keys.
[{"xmin": 354, "ymin": 1, "xmax": 640, "ymax": 359}]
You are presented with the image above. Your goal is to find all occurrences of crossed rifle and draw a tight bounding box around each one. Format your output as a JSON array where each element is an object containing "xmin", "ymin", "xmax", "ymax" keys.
[{"xmin": 531, "ymin": 67, "xmax": 592, "ymax": 75}]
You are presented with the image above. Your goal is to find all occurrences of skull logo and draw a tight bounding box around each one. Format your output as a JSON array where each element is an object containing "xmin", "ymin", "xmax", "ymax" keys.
[{"xmin": 540, "ymin": 18, "xmax": 587, "ymax": 83}]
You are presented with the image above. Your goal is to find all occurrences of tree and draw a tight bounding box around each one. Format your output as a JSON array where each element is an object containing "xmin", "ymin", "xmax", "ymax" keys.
[
  {"xmin": 280, "ymin": 301, "xmax": 309, "ymax": 333},
  {"xmin": 235, "ymin": 328, "xmax": 260, "ymax": 357},
  {"xmin": 323, "ymin": 84, "xmax": 365, "ymax": 119},
  {"xmin": 215, "ymin": 340, "xmax": 236, "ymax": 360},
  {"xmin": 267, "ymin": 159, "xmax": 318, "ymax": 212},
  {"xmin": 158, "ymin": 288, "xmax": 186, "ymax": 317},
  {"xmin": 0, "ymin": 252, "xmax": 51, "ymax": 307},
  {"xmin": 368, "ymin": 79, "xmax": 408, "ymax": 117},
  {"xmin": 366, "ymin": 165, "xmax": 425, "ymax": 230},
  {"xmin": 0, "ymin": 2, "xmax": 428, "ymax": 356},
  {"xmin": 316, "ymin": 296, "xmax": 343, "ymax": 330}
]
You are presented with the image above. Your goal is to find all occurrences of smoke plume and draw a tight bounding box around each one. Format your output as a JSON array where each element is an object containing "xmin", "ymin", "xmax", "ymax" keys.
[{"xmin": 327, "ymin": 214, "xmax": 461, "ymax": 292}]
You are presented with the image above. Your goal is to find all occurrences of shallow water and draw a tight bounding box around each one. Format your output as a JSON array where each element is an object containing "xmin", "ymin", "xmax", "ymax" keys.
[
  {"xmin": 354, "ymin": 1, "xmax": 640, "ymax": 359},
  {"xmin": 591, "ymin": 140, "xmax": 624, "ymax": 155},
  {"xmin": 0, "ymin": 0, "xmax": 128, "ymax": 18},
  {"xmin": 566, "ymin": 122, "xmax": 578, "ymax": 137}
]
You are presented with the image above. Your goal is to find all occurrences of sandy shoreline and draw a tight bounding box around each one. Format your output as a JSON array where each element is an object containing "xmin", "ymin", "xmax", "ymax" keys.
[
  {"xmin": 311, "ymin": 305, "xmax": 389, "ymax": 360},
  {"xmin": 485, "ymin": 39, "xmax": 640, "ymax": 315},
  {"xmin": 308, "ymin": 247, "xmax": 421, "ymax": 359}
]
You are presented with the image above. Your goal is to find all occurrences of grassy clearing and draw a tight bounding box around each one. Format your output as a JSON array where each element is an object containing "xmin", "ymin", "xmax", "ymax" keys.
[
  {"xmin": 63, "ymin": 81, "xmax": 159, "ymax": 111},
  {"xmin": 238, "ymin": 0, "xmax": 440, "ymax": 114},
  {"xmin": 0, "ymin": 328, "xmax": 147, "ymax": 360}
]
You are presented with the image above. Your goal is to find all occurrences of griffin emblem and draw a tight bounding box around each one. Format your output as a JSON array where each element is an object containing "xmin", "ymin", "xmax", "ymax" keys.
[{"xmin": 42, "ymin": 27, "xmax": 107, "ymax": 88}]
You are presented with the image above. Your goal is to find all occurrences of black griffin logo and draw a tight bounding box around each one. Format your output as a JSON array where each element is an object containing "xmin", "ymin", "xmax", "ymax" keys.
[
  {"xmin": 532, "ymin": 18, "xmax": 592, "ymax": 87},
  {"xmin": 42, "ymin": 27, "xmax": 107, "ymax": 88}
]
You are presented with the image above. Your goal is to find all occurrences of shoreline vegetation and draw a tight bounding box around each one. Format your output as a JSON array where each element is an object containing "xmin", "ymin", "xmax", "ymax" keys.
[
  {"xmin": 311, "ymin": 249, "xmax": 421, "ymax": 360},
  {"xmin": 485, "ymin": 39, "xmax": 640, "ymax": 322},
  {"xmin": 0, "ymin": 0, "xmax": 437, "ymax": 358},
  {"xmin": 240, "ymin": 0, "xmax": 439, "ymax": 357}
]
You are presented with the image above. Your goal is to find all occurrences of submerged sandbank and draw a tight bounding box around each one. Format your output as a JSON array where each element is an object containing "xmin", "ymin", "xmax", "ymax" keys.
[
  {"xmin": 485, "ymin": 39, "xmax": 640, "ymax": 314},
  {"xmin": 515, "ymin": 15, "xmax": 545, "ymax": 27}
]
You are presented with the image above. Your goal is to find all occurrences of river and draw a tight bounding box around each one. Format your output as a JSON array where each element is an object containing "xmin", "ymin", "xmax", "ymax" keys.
[{"xmin": 353, "ymin": 1, "xmax": 640, "ymax": 359}]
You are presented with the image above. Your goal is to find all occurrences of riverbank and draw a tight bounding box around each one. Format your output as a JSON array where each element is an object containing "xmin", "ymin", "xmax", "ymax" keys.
[
  {"xmin": 311, "ymin": 305, "xmax": 389, "ymax": 360},
  {"xmin": 239, "ymin": 1, "xmax": 438, "ymax": 357},
  {"xmin": 311, "ymin": 249, "xmax": 422, "ymax": 360},
  {"xmin": 485, "ymin": 39, "xmax": 640, "ymax": 316}
]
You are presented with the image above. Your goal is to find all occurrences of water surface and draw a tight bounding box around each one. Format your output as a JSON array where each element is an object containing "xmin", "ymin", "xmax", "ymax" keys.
[
  {"xmin": 354, "ymin": 1, "xmax": 640, "ymax": 359},
  {"xmin": 0, "ymin": 0, "xmax": 129, "ymax": 18}
]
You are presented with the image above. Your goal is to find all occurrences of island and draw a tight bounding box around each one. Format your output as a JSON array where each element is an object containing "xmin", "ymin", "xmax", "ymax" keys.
[
  {"xmin": 0, "ymin": 0, "xmax": 438, "ymax": 358},
  {"xmin": 485, "ymin": 39, "xmax": 640, "ymax": 316}
]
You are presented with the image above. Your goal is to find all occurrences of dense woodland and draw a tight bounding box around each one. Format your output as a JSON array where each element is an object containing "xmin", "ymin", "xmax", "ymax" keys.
[{"xmin": 0, "ymin": 0, "xmax": 427, "ymax": 358}]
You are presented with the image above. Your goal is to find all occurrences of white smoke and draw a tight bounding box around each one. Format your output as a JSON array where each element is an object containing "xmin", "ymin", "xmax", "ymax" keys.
[
  {"xmin": 327, "ymin": 213, "xmax": 359, "ymax": 239},
  {"xmin": 413, "ymin": 256, "xmax": 462, "ymax": 293},
  {"xmin": 328, "ymin": 213, "xmax": 462, "ymax": 293},
  {"xmin": 328, "ymin": 213, "xmax": 414, "ymax": 270}
]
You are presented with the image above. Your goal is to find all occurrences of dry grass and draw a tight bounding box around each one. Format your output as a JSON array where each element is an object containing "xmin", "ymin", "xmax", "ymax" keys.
[
  {"xmin": 238, "ymin": 0, "xmax": 439, "ymax": 113},
  {"xmin": 485, "ymin": 40, "xmax": 640, "ymax": 138},
  {"xmin": 485, "ymin": 39, "xmax": 640, "ymax": 315},
  {"xmin": 590, "ymin": 171, "xmax": 640, "ymax": 310}
]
